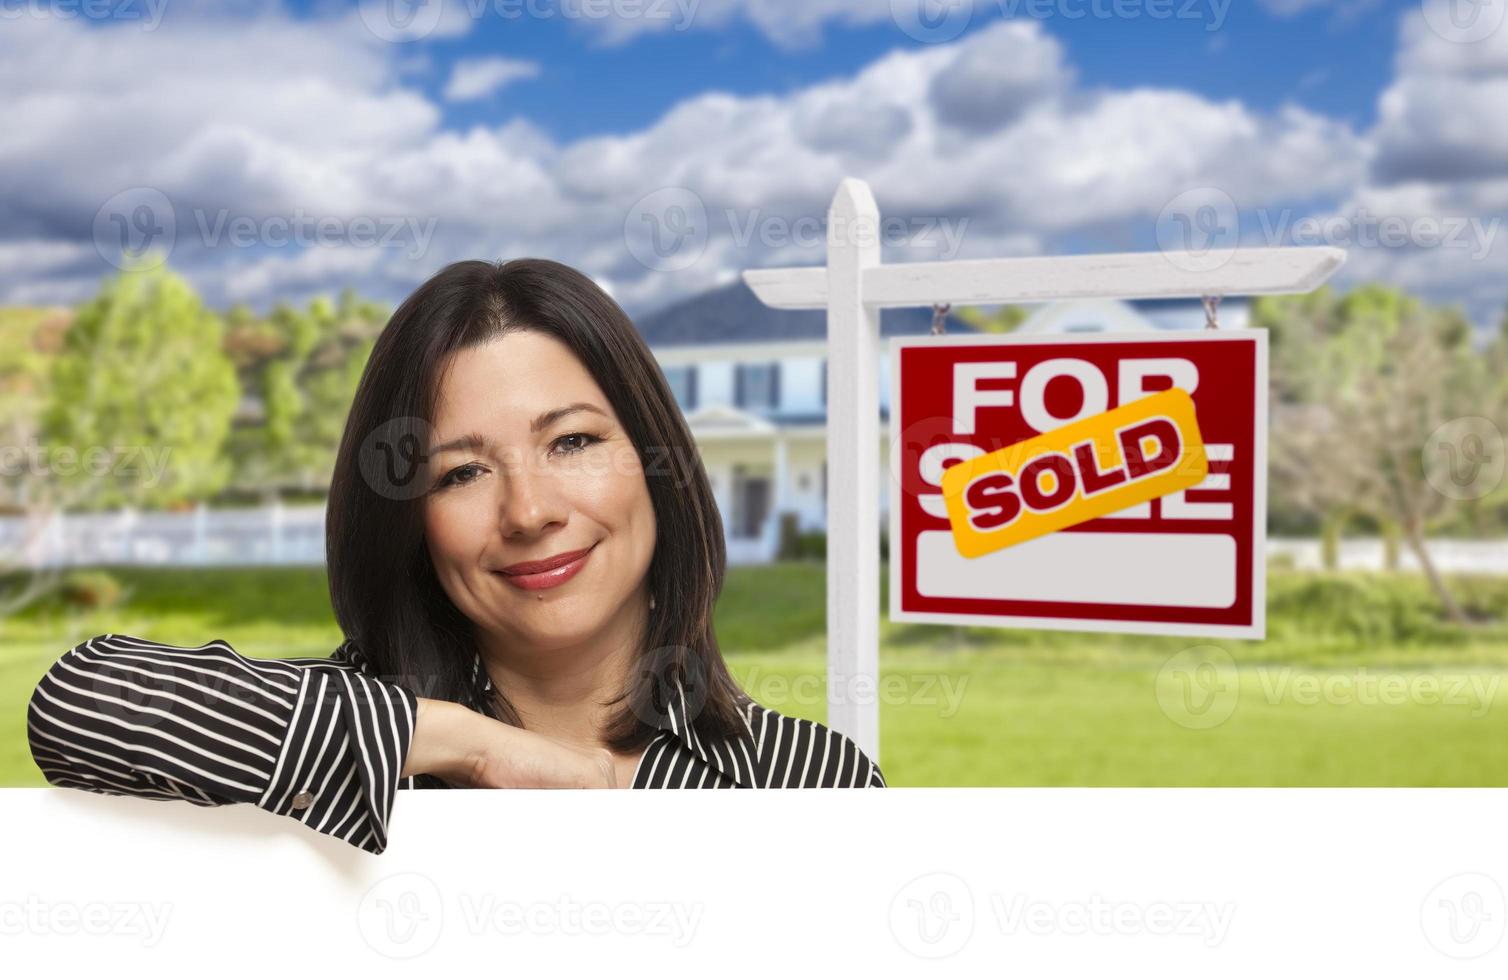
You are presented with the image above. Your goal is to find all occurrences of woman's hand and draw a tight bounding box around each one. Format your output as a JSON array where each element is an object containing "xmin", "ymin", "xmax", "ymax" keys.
[{"xmin": 402, "ymin": 697, "xmax": 617, "ymax": 788}]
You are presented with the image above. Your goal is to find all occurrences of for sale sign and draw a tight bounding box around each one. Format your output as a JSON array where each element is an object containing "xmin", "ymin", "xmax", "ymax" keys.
[{"xmin": 889, "ymin": 330, "xmax": 1268, "ymax": 639}]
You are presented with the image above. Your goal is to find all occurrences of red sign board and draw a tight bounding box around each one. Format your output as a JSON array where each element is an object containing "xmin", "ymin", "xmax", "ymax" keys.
[{"xmin": 889, "ymin": 330, "xmax": 1267, "ymax": 639}]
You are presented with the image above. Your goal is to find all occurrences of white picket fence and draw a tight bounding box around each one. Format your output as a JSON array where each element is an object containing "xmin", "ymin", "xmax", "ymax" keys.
[
  {"xmin": 0, "ymin": 503, "xmax": 1505, "ymax": 573},
  {"xmin": 0, "ymin": 502, "xmax": 327, "ymax": 568},
  {"xmin": 1266, "ymin": 536, "xmax": 1508, "ymax": 575}
]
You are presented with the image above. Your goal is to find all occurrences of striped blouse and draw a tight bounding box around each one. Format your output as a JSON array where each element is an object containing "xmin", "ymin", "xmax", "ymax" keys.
[{"xmin": 26, "ymin": 633, "xmax": 886, "ymax": 854}]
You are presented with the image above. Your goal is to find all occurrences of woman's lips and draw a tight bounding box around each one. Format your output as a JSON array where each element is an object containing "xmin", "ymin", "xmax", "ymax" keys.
[{"xmin": 496, "ymin": 543, "xmax": 596, "ymax": 591}]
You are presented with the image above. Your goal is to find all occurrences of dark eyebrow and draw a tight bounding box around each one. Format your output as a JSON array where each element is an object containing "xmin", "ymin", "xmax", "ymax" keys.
[
  {"xmin": 427, "ymin": 432, "xmax": 491, "ymax": 456},
  {"xmin": 427, "ymin": 403, "xmax": 608, "ymax": 455},
  {"xmin": 529, "ymin": 401, "xmax": 608, "ymax": 434}
]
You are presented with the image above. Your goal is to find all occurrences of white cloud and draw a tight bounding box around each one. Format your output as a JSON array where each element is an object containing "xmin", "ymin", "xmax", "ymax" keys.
[
  {"xmin": 579, "ymin": 0, "xmax": 890, "ymax": 50},
  {"xmin": 219, "ymin": 243, "xmax": 390, "ymax": 302},
  {"xmin": 0, "ymin": 240, "xmax": 92, "ymax": 279},
  {"xmin": 442, "ymin": 56, "xmax": 541, "ymax": 102},
  {"xmin": 2, "ymin": 6, "xmax": 1500, "ymax": 327},
  {"xmin": 1372, "ymin": 7, "xmax": 1508, "ymax": 184},
  {"xmin": 1292, "ymin": 2, "xmax": 1508, "ymax": 327},
  {"xmin": 927, "ymin": 19, "xmax": 1073, "ymax": 132}
]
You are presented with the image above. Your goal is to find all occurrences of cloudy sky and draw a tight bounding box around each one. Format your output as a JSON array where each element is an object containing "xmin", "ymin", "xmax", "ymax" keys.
[{"xmin": 2, "ymin": 0, "xmax": 1505, "ymax": 329}]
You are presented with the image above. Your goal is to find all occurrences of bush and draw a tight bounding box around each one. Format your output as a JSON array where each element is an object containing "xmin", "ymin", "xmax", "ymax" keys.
[
  {"xmin": 773, "ymin": 523, "xmax": 889, "ymax": 562},
  {"xmin": 1453, "ymin": 575, "xmax": 1508, "ymax": 623},
  {"xmin": 792, "ymin": 531, "xmax": 827, "ymax": 561},
  {"xmin": 775, "ymin": 513, "xmax": 832, "ymax": 561},
  {"xmin": 58, "ymin": 570, "xmax": 126, "ymax": 611},
  {"xmin": 1265, "ymin": 571, "xmax": 1483, "ymax": 646}
]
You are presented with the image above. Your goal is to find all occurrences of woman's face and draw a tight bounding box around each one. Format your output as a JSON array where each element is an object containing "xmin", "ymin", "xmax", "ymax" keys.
[{"xmin": 422, "ymin": 329, "xmax": 657, "ymax": 658}]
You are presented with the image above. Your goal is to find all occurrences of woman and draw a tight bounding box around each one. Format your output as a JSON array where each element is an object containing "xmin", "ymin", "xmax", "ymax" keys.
[{"xmin": 26, "ymin": 258, "xmax": 884, "ymax": 855}]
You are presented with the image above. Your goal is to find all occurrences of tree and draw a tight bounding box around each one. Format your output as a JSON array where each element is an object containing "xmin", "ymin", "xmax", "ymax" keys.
[
  {"xmin": 41, "ymin": 255, "xmax": 240, "ymax": 510},
  {"xmin": 224, "ymin": 288, "xmax": 386, "ymax": 499},
  {"xmin": 0, "ymin": 307, "xmax": 78, "ymax": 619},
  {"xmin": 1256, "ymin": 284, "xmax": 1505, "ymax": 623},
  {"xmin": 955, "ymin": 304, "xmax": 1028, "ymax": 333}
]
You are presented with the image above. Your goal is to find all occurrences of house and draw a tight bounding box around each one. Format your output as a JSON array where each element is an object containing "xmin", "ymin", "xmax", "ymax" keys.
[{"xmin": 639, "ymin": 281, "xmax": 1242, "ymax": 563}]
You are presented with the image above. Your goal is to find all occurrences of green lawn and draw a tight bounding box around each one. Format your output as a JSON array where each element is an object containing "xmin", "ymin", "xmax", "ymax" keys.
[{"xmin": 7, "ymin": 562, "xmax": 1508, "ymax": 786}]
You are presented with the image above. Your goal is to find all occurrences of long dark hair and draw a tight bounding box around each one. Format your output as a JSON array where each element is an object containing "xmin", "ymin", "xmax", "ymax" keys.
[{"xmin": 325, "ymin": 258, "xmax": 749, "ymax": 751}]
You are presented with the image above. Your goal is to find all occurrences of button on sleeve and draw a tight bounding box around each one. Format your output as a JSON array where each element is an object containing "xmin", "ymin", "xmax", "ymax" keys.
[{"xmin": 257, "ymin": 667, "xmax": 417, "ymax": 853}]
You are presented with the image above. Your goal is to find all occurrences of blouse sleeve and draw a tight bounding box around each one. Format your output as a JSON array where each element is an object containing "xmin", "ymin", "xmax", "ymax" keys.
[{"xmin": 25, "ymin": 632, "xmax": 417, "ymax": 854}]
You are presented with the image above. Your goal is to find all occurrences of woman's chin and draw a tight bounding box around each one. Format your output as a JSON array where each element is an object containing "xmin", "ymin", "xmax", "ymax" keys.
[{"xmin": 503, "ymin": 608, "xmax": 608, "ymax": 650}]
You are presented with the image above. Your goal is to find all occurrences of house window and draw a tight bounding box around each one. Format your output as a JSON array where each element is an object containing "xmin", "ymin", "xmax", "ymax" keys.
[
  {"xmin": 663, "ymin": 365, "xmax": 697, "ymax": 409},
  {"xmin": 820, "ymin": 357, "xmax": 826, "ymax": 407},
  {"xmin": 734, "ymin": 362, "xmax": 780, "ymax": 410}
]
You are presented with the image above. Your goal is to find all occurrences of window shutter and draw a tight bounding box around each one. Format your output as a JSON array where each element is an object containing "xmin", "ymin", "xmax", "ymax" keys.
[
  {"xmin": 770, "ymin": 362, "xmax": 781, "ymax": 410},
  {"xmin": 687, "ymin": 365, "xmax": 698, "ymax": 410},
  {"xmin": 734, "ymin": 364, "xmax": 745, "ymax": 408}
]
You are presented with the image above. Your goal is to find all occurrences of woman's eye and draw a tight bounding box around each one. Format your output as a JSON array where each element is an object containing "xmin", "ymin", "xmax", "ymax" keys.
[
  {"xmin": 552, "ymin": 432, "xmax": 601, "ymax": 455},
  {"xmin": 437, "ymin": 463, "xmax": 484, "ymax": 489},
  {"xmin": 435, "ymin": 436, "xmax": 599, "ymax": 489}
]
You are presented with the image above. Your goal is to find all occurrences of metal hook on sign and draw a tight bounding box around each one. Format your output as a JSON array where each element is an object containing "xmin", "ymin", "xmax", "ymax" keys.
[
  {"xmin": 931, "ymin": 302, "xmax": 951, "ymax": 335},
  {"xmin": 1202, "ymin": 295, "xmax": 1222, "ymax": 330}
]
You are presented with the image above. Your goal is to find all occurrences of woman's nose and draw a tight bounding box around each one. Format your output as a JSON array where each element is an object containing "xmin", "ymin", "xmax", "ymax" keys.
[{"xmin": 496, "ymin": 456, "xmax": 567, "ymax": 537}]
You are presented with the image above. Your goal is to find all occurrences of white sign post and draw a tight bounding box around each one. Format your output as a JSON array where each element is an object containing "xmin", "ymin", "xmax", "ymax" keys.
[{"xmin": 742, "ymin": 177, "xmax": 1345, "ymax": 763}]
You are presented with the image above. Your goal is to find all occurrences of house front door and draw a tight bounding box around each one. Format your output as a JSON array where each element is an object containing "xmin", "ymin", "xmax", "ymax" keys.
[{"xmin": 732, "ymin": 468, "xmax": 771, "ymax": 540}]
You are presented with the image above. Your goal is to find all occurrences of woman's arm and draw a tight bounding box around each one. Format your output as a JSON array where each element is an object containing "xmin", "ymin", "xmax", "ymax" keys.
[
  {"xmin": 27, "ymin": 633, "xmax": 621, "ymax": 854},
  {"xmin": 404, "ymin": 696, "xmax": 619, "ymax": 788},
  {"xmin": 27, "ymin": 633, "xmax": 416, "ymax": 854}
]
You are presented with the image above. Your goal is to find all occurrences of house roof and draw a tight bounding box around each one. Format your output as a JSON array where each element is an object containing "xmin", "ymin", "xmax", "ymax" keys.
[
  {"xmin": 634, "ymin": 279, "xmax": 973, "ymax": 347},
  {"xmin": 683, "ymin": 404, "xmax": 776, "ymax": 436},
  {"xmin": 1123, "ymin": 297, "xmax": 1251, "ymax": 331}
]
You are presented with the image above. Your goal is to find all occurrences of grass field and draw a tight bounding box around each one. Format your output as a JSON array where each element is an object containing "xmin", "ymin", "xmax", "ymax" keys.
[{"xmin": 6, "ymin": 562, "xmax": 1508, "ymax": 786}]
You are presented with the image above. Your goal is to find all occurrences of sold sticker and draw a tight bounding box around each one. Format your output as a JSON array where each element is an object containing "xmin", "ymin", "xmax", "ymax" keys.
[{"xmin": 938, "ymin": 387, "xmax": 1209, "ymax": 559}]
